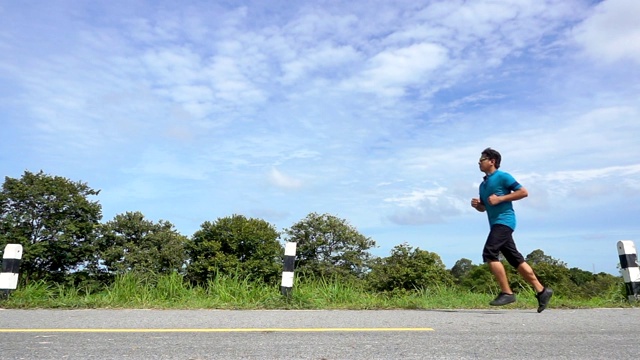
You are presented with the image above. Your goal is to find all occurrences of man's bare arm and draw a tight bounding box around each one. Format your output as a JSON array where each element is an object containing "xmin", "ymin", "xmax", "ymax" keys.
[
  {"xmin": 487, "ymin": 187, "xmax": 528, "ymax": 206},
  {"xmin": 471, "ymin": 198, "xmax": 486, "ymax": 212}
]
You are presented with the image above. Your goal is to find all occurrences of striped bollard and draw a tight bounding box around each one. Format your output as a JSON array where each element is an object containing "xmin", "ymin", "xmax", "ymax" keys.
[
  {"xmin": 1, "ymin": 244, "xmax": 23, "ymax": 299},
  {"xmin": 617, "ymin": 240, "xmax": 639, "ymax": 302},
  {"xmin": 280, "ymin": 242, "xmax": 297, "ymax": 297}
]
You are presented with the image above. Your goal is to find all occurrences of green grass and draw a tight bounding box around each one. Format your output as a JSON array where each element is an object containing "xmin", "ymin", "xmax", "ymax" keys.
[{"xmin": 0, "ymin": 273, "xmax": 633, "ymax": 310}]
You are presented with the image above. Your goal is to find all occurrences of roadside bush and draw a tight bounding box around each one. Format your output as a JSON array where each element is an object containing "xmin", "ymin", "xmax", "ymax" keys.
[
  {"xmin": 186, "ymin": 215, "xmax": 283, "ymax": 285},
  {"xmin": 366, "ymin": 243, "xmax": 454, "ymax": 292}
]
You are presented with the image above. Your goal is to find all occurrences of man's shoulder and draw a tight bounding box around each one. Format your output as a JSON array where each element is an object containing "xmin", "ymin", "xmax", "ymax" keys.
[{"xmin": 494, "ymin": 169, "xmax": 515, "ymax": 179}]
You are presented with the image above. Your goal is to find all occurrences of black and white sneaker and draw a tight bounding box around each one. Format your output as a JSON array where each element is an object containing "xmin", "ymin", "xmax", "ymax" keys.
[{"xmin": 489, "ymin": 292, "xmax": 516, "ymax": 306}]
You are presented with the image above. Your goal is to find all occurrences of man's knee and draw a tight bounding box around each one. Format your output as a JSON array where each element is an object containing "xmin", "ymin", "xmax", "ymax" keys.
[{"xmin": 482, "ymin": 247, "xmax": 500, "ymax": 263}]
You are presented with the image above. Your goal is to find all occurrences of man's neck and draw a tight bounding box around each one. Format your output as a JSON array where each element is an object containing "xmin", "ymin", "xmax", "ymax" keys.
[{"xmin": 484, "ymin": 168, "xmax": 497, "ymax": 176}]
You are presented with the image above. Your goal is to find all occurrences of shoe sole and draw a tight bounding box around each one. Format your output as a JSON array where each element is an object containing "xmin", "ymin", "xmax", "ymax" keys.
[{"xmin": 489, "ymin": 298, "xmax": 516, "ymax": 306}]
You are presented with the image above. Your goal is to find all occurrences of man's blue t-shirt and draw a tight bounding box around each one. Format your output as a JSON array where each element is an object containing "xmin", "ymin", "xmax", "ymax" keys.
[{"xmin": 479, "ymin": 170, "xmax": 522, "ymax": 230}]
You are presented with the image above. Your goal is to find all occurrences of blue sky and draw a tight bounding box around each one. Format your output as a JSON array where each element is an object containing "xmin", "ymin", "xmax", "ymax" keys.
[{"xmin": 1, "ymin": 0, "xmax": 639, "ymax": 275}]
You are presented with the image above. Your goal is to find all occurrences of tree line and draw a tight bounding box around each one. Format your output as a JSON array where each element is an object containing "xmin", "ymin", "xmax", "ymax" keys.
[{"xmin": 0, "ymin": 171, "xmax": 622, "ymax": 299}]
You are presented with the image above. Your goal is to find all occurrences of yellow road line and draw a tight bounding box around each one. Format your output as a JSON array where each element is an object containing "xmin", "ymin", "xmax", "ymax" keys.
[{"xmin": 0, "ymin": 327, "xmax": 434, "ymax": 333}]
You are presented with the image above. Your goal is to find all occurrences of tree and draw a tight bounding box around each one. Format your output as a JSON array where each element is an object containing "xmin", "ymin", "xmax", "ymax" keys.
[
  {"xmin": 186, "ymin": 215, "xmax": 283, "ymax": 285},
  {"xmin": 450, "ymin": 258, "xmax": 473, "ymax": 283},
  {"xmin": 284, "ymin": 212, "xmax": 376, "ymax": 279},
  {"xmin": 569, "ymin": 267, "xmax": 595, "ymax": 287},
  {"xmin": 458, "ymin": 263, "xmax": 501, "ymax": 294},
  {"xmin": 95, "ymin": 211, "xmax": 187, "ymax": 278},
  {"xmin": 579, "ymin": 272, "xmax": 624, "ymax": 299},
  {"xmin": 524, "ymin": 250, "xmax": 583, "ymax": 297},
  {"xmin": 0, "ymin": 171, "xmax": 101, "ymax": 283},
  {"xmin": 530, "ymin": 261, "xmax": 579, "ymax": 297},
  {"xmin": 367, "ymin": 243, "xmax": 454, "ymax": 292},
  {"xmin": 526, "ymin": 249, "xmax": 566, "ymax": 267}
]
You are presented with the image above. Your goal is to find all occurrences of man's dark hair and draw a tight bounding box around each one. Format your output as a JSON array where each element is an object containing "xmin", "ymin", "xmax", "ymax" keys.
[{"xmin": 481, "ymin": 147, "xmax": 501, "ymax": 169}]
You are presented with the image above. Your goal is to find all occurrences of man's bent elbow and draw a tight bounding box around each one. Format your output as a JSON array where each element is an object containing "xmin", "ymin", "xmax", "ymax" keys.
[{"xmin": 518, "ymin": 187, "xmax": 529, "ymax": 198}]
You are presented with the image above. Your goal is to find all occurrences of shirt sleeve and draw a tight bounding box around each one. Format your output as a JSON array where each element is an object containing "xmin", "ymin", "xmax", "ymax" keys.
[{"xmin": 504, "ymin": 172, "xmax": 522, "ymax": 192}]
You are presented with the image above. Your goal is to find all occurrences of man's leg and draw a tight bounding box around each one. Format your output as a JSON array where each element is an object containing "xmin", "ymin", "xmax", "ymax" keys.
[
  {"xmin": 500, "ymin": 233, "xmax": 544, "ymax": 294},
  {"xmin": 489, "ymin": 260, "xmax": 512, "ymax": 294},
  {"xmin": 516, "ymin": 261, "xmax": 553, "ymax": 312},
  {"xmin": 516, "ymin": 262, "xmax": 543, "ymax": 293},
  {"xmin": 483, "ymin": 225, "xmax": 517, "ymax": 306}
]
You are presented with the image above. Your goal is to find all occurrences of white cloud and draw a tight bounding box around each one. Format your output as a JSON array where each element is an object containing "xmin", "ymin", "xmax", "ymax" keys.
[
  {"xmin": 349, "ymin": 43, "xmax": 448, "ymax": 97},
  {"xmin": 141, "ymin": 46, "xmax": 203, "ymax": 86},
  {"xmin": 445, "ymin": 91, "xmax": 506, "ymax": 110},
  {"xmin": 279, "ymin": 43, "xmax": 361, "ymax": 84},
  {"xmin": 385, "ymin": 188, "xmax": 447, "ymax": 207},
  {"xmin": 268, "ymin": 168, "xmax": 303, "ymax": 189},
  {"xmin": 520, "ymin": 164, "xmax": 640, "ymax": 201},
  {"xmin": 572, "ymin": 0, "xmax": 640, "ymax": 64},
  {"xmin": 384, "ymin": 187, "xmax": 466, "ymax": 225},
  {"xmin": 546, "ymin": 164, "xmax": 640, "ymax": 183}
]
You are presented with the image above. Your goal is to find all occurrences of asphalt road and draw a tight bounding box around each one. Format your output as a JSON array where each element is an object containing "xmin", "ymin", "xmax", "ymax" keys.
[{"xmin": 0, "ymin": 308, "xmax": 638, "ymax": 359}]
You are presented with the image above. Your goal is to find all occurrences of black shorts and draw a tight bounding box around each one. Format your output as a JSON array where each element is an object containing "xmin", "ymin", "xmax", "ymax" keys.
[{"xmin": 482, "ymin": 224, "xmax": 525, "ymax": 268}]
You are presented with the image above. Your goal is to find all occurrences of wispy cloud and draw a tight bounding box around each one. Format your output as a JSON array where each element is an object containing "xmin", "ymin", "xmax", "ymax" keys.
[
  {"xmin": 349, "ymin": 43, "xmax": 448, "ymax": 97},
  {"xmin": 268, "ymin": 168, "xmax": 303, "ymax": 190},
  {"xmin": 572, "ymin": 0, "xmax": 640, "ymax": 64},
  {"xmin": 385, "ymin": 187, "xmax": 465, "ymax": 225}
]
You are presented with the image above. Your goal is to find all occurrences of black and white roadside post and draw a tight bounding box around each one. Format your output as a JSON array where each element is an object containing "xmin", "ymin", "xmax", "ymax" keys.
[
  {"xmin": 1, "ymin": 244, "xmax": 23, "ymax": 299},
  {"xmin": 617, "ymin": 240, "xmax": 639, "ymax": 302},
  {"xmin": 280, "ymin": 242, "xmax": 297, "ymax": 297}
]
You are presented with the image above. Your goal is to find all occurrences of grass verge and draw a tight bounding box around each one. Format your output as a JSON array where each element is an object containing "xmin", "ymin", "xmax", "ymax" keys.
[{"xmin": 0, "ymin": 273, "xmax": 633, "ymax": 310}]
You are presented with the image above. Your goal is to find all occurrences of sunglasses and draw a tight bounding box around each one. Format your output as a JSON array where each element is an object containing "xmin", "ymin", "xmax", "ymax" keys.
[{"xmin": 479, "ymin": 157, "xmax": 490, "ymax": 162}]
